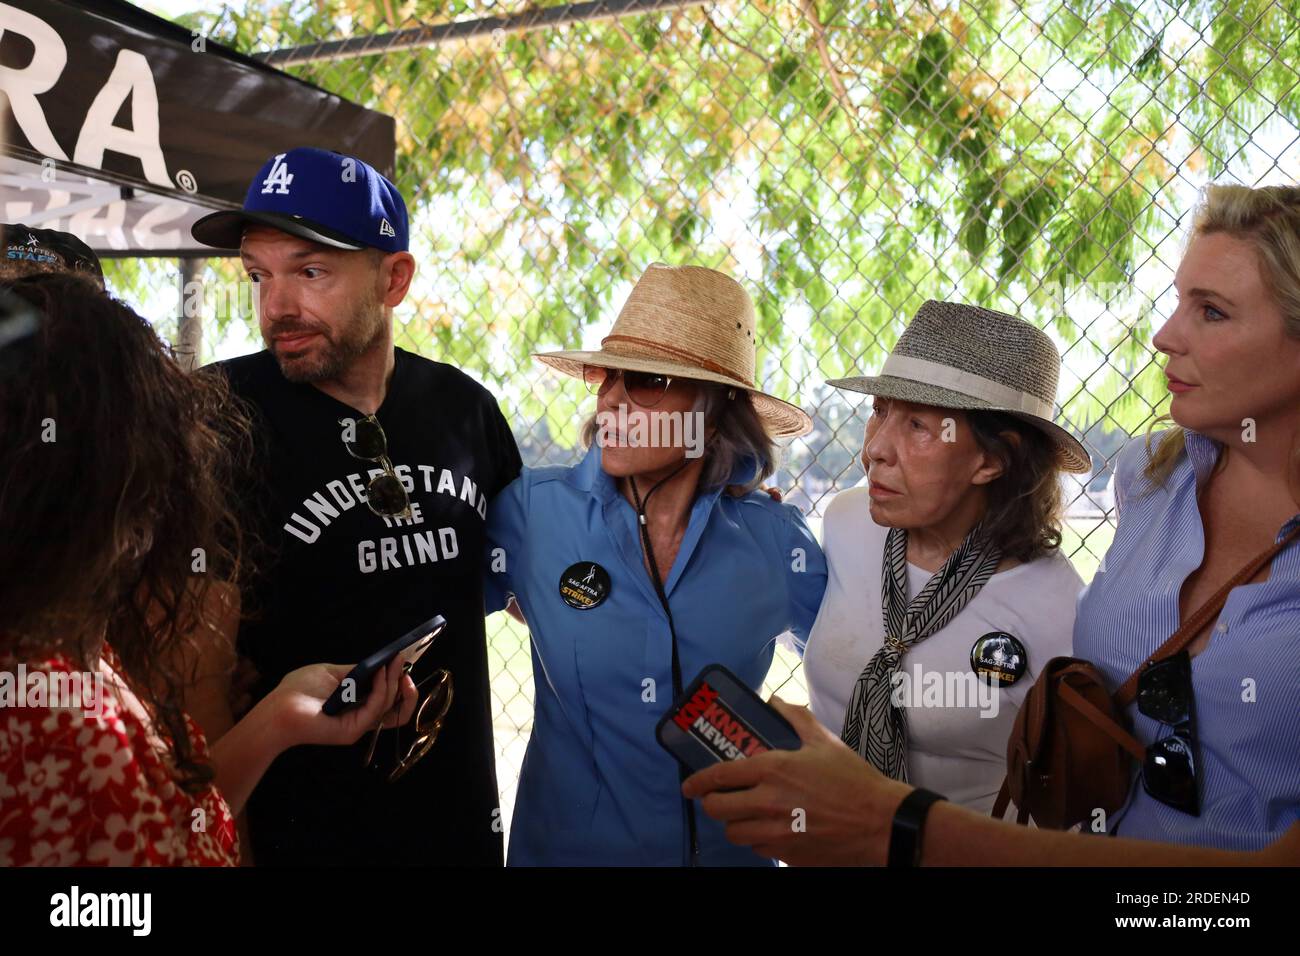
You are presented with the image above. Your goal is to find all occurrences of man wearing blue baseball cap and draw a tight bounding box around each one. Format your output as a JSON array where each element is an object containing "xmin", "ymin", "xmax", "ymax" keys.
[{"xmin": 191, "ymin": 147, "xmax": 521, "ymax": 866}]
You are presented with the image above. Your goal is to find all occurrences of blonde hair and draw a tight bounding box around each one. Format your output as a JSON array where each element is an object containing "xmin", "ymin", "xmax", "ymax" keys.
[{"xmin": 1142, "ymin": 183, "xmax": 1300, "ymax": 490}]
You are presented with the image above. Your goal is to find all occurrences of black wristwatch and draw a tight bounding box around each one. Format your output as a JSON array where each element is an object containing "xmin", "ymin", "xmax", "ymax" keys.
[{"xmin": 887, "ymin": 787, "xmax": 947, "ymax": 867}]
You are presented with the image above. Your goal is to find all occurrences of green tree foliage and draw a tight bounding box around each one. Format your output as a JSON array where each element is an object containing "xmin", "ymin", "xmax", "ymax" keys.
[{"xmin": 171, "ymin": 0, "xmax": 1299, "ymax": 465}]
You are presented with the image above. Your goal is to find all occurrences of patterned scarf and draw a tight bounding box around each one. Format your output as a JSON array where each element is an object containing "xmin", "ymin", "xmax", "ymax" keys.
[{"xmin": 841, "ymin": 523, "xmax": 1002, "ymax": 780}]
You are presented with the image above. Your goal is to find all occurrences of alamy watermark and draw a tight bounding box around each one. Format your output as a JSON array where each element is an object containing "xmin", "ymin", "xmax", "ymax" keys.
[
  {"xmin": 174, "ymin": 275, "xmax": 256, "ymax": 323},
  {"xmin": 890, "ymin": 664, "xmax": 1001, "ymax": 719},
  {"xmin": 50, "ymin": 886, "xmax": 150, "ymax": 936},
  {"xmin": 593, "ymin": 407, "xmax": 707, "ymax": 458},
  {"xmin": 0, "ymin": 666, "xmax": 107, "ymax": 718}
]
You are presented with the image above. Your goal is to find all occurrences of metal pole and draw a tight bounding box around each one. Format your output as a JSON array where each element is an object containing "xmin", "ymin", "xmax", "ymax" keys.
[
  {"xmin": 257, "ymin": 0, "xmax": 708, "ymax": 67},
  {"xmin": 177, "ymin": 257, "xmax": 203, "ymax": 372}
]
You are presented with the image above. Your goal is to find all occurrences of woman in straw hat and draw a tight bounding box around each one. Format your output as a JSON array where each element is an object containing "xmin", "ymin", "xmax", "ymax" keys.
[
  {"xmin": 683, "ymin": 183, "xmax": 1300, "ymax": 865},
  {"xmin": 484, "ymin": 263, "xmax": 827, "ymax": 866},
  {"xmin": 801, "ymin": 300, "xmax": 1088, "ymax": 814}
]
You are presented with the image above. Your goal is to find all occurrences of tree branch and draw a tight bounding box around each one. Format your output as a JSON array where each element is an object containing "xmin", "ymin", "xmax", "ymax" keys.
[{"xmin": 797, "ymin": 0, "xmax": 861, "ymax": 130}]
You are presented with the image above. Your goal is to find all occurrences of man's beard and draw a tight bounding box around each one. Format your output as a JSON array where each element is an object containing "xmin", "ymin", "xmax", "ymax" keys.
[{"xmin": 270, "ymin": 290, "xmax": 386, "ymax": 384}]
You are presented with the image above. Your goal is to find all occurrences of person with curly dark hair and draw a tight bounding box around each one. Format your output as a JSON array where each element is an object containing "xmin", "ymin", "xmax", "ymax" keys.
[
  {"xmin": 0, "ymin": 274, "xmax": 416, "ymax": 866},
  {"xmin": 800, "ymin": 300, "xmax": 1089, "ymax": 813}
]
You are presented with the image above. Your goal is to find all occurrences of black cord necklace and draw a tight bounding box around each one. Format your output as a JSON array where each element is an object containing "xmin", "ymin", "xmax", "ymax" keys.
[{"xmin": 628, "ymin": 460, "xmax": 700, "ymax": 867}]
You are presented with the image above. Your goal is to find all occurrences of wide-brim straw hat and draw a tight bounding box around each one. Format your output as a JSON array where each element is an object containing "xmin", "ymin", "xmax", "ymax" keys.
[
  {"xmin": 534, "ymin": 263, "xmax": 813, "ymax": 438},
  {"xmin": 827, "ymin": 300, "xmax": 1091, "ymax": 473}
]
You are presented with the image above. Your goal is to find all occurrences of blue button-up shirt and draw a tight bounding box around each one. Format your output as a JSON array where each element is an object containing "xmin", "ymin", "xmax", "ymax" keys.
[
  {"xmin": 1074, "ymin": 429, "xmax": 1300, "ymax": 850},
  {"xmin": 484, "ymin": 443, "xmax": 827, "ymax": 865}
]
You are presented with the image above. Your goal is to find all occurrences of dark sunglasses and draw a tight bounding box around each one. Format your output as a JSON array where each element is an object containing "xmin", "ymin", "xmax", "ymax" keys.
[
  {"xmin": 363, "ymin": 664, "xmax": 454, "ymax": 784},
  {"xmin": 1137, "ymin": 649, "xmax": 1200, "ymax": 816},
  {"xmin": 582, "ymin": 364, "xmax": 674, "ymax": 408},
  {"xmin": 339, "ymin": 414, "xmax": 412, "ymax": 519}
]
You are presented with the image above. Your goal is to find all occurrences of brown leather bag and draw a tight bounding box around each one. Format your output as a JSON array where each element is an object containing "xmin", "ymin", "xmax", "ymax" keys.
[{"xmin": 992, "ymin": 525, "xmax": 1300, "ymax": 830}]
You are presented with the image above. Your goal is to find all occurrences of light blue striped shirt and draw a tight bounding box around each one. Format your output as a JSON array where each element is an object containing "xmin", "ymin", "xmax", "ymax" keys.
[
  {"xmin": 483, "ymin": 443, "xmax": 828, "ymax": 865},
  {"xmin": 1074, "ymin": 428, "xmax": 1300, "ymax": 851}
]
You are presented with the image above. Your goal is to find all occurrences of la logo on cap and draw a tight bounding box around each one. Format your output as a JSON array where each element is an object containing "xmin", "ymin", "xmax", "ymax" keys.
[
  {"xmin": 379, "ymin": 218, "xmax": 395, "ymax": 237},
  {"xmin": 261, "ymin": 153, "xmax": 294, "ymax": 195}
]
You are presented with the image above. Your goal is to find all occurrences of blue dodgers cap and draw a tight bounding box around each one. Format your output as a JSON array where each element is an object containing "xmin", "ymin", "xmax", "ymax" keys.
[{"xmin": 191, "ymin": 147, "xmax": 408, "ymax": 253}]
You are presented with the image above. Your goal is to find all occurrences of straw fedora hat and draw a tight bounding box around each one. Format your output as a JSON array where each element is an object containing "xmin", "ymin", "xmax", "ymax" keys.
[
  {"xmin": 828, "ymin": 300, "xmax": 1091, "ymax": 473},
  {"xmin": 534, "ymin": 263, "xmax": 812, "ymax": 437}
]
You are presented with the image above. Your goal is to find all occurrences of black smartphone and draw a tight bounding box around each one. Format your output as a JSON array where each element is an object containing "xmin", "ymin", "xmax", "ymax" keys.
[
  {"xmin": 655, "ymin": 663, "xmax": 802, "ymax": 776},
  {"xmin": 320, "ymin": 614, "xmax": 447, "ymax": 716}
]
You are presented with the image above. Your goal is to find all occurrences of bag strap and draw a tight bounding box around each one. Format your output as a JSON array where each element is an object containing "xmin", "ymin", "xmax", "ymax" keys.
[
  {"xmin": 991, "ymin": 778, "xmax": 1029, "ymax": 823},
  {"xmin": 1058, "ymin": 681, "xmax": 1146, "ymax": 761},
  {"xmin": 1113, "ymin": 524, "xmax": 1300, "ymax": 708}
]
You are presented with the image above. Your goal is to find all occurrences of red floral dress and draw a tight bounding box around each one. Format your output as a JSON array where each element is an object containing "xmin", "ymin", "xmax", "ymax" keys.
[{"xmin": 0, "ymin": 648, "xmax": 238, "ymax": 866}]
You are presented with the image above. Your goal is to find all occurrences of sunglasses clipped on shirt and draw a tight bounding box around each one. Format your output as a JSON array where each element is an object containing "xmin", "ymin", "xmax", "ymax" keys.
[
  {"xmin": 1137, "ymin": 649, "xmax": 1200, "ymax": 816},
  {"xmin": 362, "ymin": 664, "xmax": 455, "ymax": 784},
  {"xmin": 359, "ymin": 617, "xmax": 455, "ymax": 784},
  {"xmin": 339, "ymin": 414, "xmax": 412, "ymax": 519}
]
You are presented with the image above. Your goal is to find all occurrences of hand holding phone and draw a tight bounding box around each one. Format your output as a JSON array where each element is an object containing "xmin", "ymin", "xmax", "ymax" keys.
[
  {"xmin": 320, "ymin": 614, "xmax": 447, "ymax": 715},
  {"xmin": 656, "ymin": 663, "xmax": 802, "ymax": 775}
]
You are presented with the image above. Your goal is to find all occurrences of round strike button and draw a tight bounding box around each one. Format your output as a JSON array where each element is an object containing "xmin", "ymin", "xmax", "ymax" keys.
[
  {"xmin": 558, "ymin": 561, "xmax": 611, "ymax": 610},
  {"xmin": 970, "ymin": 631, "xmax": 1028, "ymax": 686}
]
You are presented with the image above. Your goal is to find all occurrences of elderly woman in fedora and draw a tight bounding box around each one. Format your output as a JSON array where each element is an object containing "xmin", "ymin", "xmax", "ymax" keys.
[
  {"xmin": 801, "ymin": 301, "xmax": 1089, "ymax": 813},
  {"xmin": 484, "ymin": 263, "xmax": 827, "ymax": 866}
]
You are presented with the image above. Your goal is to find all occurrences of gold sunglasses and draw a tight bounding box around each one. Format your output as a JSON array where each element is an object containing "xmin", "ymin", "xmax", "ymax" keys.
[{"xmin": 363, "ymin": 665, "xmax": 454, "ymax": 784}]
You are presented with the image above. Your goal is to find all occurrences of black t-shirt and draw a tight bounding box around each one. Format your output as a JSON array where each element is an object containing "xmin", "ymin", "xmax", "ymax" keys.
[{"xmin": 212, "ymin": 347, "xmax": 522, "ymax": 865}]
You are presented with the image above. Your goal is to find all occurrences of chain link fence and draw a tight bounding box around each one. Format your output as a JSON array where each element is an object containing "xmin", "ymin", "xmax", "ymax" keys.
[{"xmin": 104, "ymin": 0, "xmax": 1300, "ymax": 834}]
